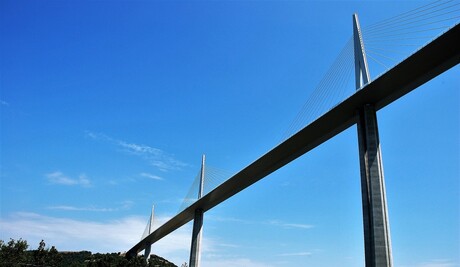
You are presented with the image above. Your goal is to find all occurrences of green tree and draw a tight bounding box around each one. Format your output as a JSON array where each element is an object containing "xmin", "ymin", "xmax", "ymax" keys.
[
  {"xmin": 46, "ymin": 245, "xmax": 63, "ymax": 266},
  {"xmin": 33, "ymin": 239, "xmax": 47, "ymax": 265},
  {"xmin": 0, "ymin": 238, "xmax": 29, "ymax": 267}
]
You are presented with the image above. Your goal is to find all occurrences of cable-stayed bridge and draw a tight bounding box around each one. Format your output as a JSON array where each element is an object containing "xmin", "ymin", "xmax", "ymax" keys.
[{"xmin": 127, "ymin": 2, "xmax": 460, "ymax": 266}]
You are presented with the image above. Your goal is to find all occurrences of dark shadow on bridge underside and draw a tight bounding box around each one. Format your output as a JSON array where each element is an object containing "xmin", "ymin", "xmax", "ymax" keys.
[{"xmin": 127, "ymin": 24, "xmax": 460, "ymax": 257}]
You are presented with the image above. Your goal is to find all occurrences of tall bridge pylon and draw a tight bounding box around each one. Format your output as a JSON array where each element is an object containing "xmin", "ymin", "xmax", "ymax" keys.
[
  {"xmin": 353, "ymin": 14, "xmax": 393, "ymax": 267},
  {"xmin": 189, "ymin": 155, "xmax": 205, "ymax": 267},
  {"xmin": 142, "ymin": 205, "xmax": 155, "ymax": 262}
]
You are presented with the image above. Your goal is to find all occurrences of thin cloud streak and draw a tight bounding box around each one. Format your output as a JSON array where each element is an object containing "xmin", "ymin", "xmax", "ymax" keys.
[
  {"xmin": 201, "ymin": 258, "xmax": 275, "ymax": 267},
  {"xmin": 140, "ymin": 172, "xmax": 163, "ymax": 181},
  {"xmin": 47, "ymin": 206, "xmax": 115, "ymax": 212},
  {"xmin": 47, "ymin": 201, "xmax": 133, "ymax": 212},
  {"xmin": 208, "ymin": 216, "xmax": 314, "ymax": 230},
  {"xmin": 206, "ymin": 215, "xmax": 253, "ymax": 224},
  {"xmin": 86, "ymin": 131, "xmax": 189, "ymax": 172},
  {"xmin": 268, "ymin": 220, "xmax": 314, "ymax": 229},
  {"xmin": 277, "ymin": 252, "xmax": 313, "ymax": 257},
  {"xmin": 414, "ymin": 259, "xmax": 457, "ymax": 267},
  {"xmin": 45, "ymin": 172, "xmax": 91, "ymax": 187},
  {"xmin": 281, "ymin": 223, "xmax": 315, "ymax": 229}
]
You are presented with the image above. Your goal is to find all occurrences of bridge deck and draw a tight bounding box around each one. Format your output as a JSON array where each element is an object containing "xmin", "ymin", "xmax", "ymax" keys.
[{"xmin": 127, "ymin": 24, "xmax": 460, "ymax": 257}]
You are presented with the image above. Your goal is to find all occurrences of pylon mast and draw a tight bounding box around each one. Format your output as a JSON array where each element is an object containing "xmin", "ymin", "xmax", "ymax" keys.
[{"xmin": 189, "ymin": 155, "xmax": 205, "ymax": 267}]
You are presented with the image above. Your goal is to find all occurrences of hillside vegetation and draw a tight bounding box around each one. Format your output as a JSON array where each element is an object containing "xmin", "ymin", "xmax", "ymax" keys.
[{"xmin": 0, "ymin": 238, "xmax": 178, "ymax": 267}]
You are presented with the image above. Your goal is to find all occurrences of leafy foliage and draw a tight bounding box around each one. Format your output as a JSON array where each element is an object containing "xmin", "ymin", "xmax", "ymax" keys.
[
  {"xmin": 0, "ymin": 238, "xmax": 177, "ymax": 267},
  {"xmin": 0, "ymin": 238, "xmax": 28, "ymax": 267}
]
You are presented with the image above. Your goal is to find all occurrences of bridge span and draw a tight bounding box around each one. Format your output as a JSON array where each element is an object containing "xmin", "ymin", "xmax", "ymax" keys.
[{"xmin": 127, "ymin": 23, "xmax": 460, "ymax": 258}]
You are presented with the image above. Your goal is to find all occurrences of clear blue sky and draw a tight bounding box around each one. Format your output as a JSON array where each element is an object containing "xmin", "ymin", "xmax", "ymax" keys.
[{"xmin": 1, "ymin": 1, "xmax": 458, "ymax": 266}]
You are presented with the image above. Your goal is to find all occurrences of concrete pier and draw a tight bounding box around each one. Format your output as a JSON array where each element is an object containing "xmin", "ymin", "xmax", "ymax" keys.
[
  {"xmin": 144, "ymin": 245, "xmax": 151, "ymax": 262},
  {"xmin": 189, "ymin": 208, "xmax": 204, "ymax": 267},
  {"xmin": 357, "ymin": 105, "xmax": 392, "ymax": 267}
]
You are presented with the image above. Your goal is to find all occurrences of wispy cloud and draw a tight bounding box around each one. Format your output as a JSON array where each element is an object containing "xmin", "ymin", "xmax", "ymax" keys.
[
  {"xmin": 280, "ymin": 223, "xmax": 314, "ymax": 229},
  {"xmin": 45, "ymin": 171, "xmax": 91, "ymax": 187},
  {"xmin": 86, "ymin": 131, "xmax": 189, "ymax": 172},
  {"xmin": 216, "ymin": 243, "xmax": 240, "ymax": 248},
  {"xmin": 207, "ymin": 215, "xmax": 253, "ymax": 224},
  {"xmin": 0, "ymin": 100, "xmax": 9, "ymax": 106},
  {"xmin": 0, "ymin": 212, "xmax": 146, "ymax": 253},
  {"xmin": 47, "ymin": 201, "xmax": 133, "ymax": 212},
  {"xmin": 208, "ymin": 216, "xmax": 314, "ymax": 230},
  {"xmin": 140, "ymin": 172, "xmax": 163, "ymax": 181},
  {"xmin": 277, "ymin": 251, "xmax": 312, "ymax": 257},
  {"xmin": 0, "ymin": 213, "xmax": 190, "ymax": 256},
  {"xmin": 414, "ymin": 259, "xmax": 457, "ymax": 267},
  {"xmin": 201, "ymin": 250, "xmax": 274, "ymax": 267},
  {"xmin": 47, "ymin": 206, "xmax": 115, "ymax": 212},
  {"xmin": 0, "ymin": 212, "xmax": 276, "ymax": 266},
  {"xmin": 201, "ymin": 258, "xmax": 275, "ymax": 267},
  {"xmin": 0, "ymin": 212, "xmax": 217, "ymax": 265},
  {"xmin": 268, "ymin": 220, "xmax": 314, "ymax": 230}
]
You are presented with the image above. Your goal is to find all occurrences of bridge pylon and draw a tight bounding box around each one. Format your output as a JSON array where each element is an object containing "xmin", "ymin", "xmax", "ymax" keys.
[
  {"xmin": 189, "ymin": 155, "xmax": 205, "ymax": 267},
  {"xmin": 143, "ymin": 205, "xmax": 155, "ymax": 262},
  {"xmin": 353, "ymin": 14, "xmax": 393, "ymax": 267}
]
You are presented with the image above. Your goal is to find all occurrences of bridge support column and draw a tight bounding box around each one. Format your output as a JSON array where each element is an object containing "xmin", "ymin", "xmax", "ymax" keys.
[
  {"xmin": 353, "ymin": 14, "xmax": 392, "ymax": 267},
  {"xmin": 189, "ymin": 155, "xmax": 206, "ymax": 267},
  {"xmin": 144, "ymin": 245, "xmax": 151, "ymax": 262},
  {"xmin": 357, "ymin": 105, "xmax": 392, "ymax": 267},
  {"xmin": 189, "ymin": 208, "xmax": 204, "ymax": 267}
]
